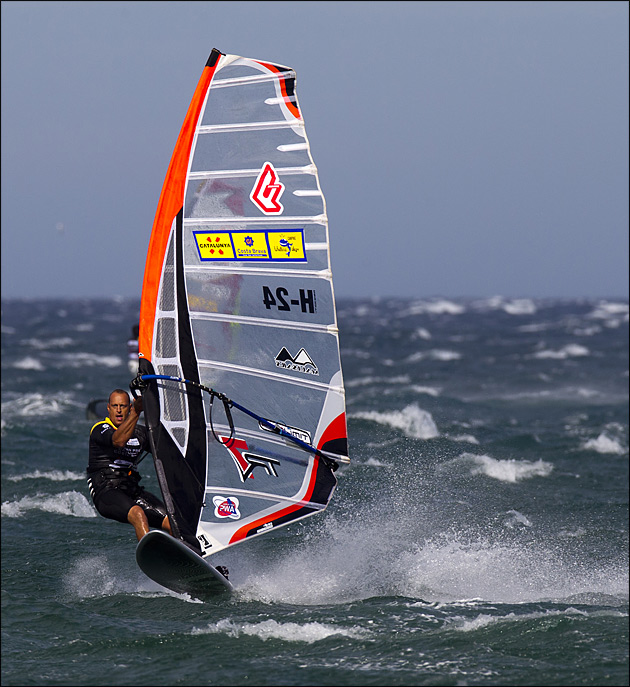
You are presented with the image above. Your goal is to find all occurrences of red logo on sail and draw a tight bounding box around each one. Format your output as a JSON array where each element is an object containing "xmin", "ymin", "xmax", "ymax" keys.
[{"xmin": 250, "ymin": 162, "xmax": 285, "ymax": 214}]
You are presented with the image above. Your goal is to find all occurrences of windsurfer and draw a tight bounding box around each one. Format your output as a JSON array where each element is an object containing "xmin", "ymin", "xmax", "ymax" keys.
[{"xmin": 86, "ymin": 389, "xmax": 172, "ymax": 541}]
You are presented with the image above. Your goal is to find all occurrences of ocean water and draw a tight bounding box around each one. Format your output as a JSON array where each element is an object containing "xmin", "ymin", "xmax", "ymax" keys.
[{"xmin": 1, "ymin": 296, "xmax": 628, "ymax": 687}]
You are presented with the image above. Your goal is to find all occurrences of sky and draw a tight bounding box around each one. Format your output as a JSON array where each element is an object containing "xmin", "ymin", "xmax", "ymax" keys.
[{"xmin": 1, "ymin": 0, "xmax": 628, "ymax": 301}]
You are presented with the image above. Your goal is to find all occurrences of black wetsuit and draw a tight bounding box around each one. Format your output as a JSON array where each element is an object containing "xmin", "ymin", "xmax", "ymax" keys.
[{"xmin": 87, "ymin": 418, "xmax": 167, "ymax": 527}]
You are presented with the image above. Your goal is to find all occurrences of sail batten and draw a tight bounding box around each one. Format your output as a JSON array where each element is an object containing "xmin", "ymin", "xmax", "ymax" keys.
[
  {"xmin": 187, "ymin": 311, "xmax": 338, "ymax": 333},
  {"xmin": 212, "ymin": 72, "xmax": 297, "ymax": 88},
  {"xmin": 198, "ymin": 120, "xmax": 304, "ymax": 134},
  {"xmin": 138, "ymin": 49, "xmax": 348, "ymax": 560},
  {"xmin": 196, "ymin": 358, "xmax": 344, "ymax": 391},
  {"xmin": 182, "ymin": 214, "xmax": 325, "ymax": 225},
  {"xmin": 188, "ymin": 165, "xmax": 316, "ymax": 179}
]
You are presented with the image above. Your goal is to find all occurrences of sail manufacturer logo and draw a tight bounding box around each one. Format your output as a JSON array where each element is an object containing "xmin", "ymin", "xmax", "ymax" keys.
[
  {"xmin": 213, "ymin": 495, "xmax": 241, "ymax": 520},
  {"xmin": 219, "ymin": 437, "xmax": 281, "ymax": 482},
  {"xmin": 275, "ymin": 347, "xmax": 319, "ymax": 375},
  {"xmin": 250, "ymin": 162, "xmax": 285, "ymax": 214}
]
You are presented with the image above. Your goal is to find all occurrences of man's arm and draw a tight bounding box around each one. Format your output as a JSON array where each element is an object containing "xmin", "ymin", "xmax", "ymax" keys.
[{"xmin": 112, "ymin": 398, "xmax": 143, "ymax": 447}]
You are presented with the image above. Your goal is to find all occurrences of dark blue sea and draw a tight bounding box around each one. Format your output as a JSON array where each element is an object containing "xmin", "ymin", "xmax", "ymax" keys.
[{"xmin": 2, "ymin": 296, "xmax": 628, "ymax": 686}]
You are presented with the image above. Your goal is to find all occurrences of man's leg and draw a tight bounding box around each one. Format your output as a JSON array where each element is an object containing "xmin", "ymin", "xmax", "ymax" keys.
[{"xmin": 127, "ymin": 504, "xmax": 150, "ymax": 541}]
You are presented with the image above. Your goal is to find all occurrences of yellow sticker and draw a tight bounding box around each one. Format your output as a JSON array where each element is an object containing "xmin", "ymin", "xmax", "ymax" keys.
[
  {"xmin": 268, "ymin": 232, "xmax": 306, "ymax": 261},
  {"xmin": 193, "ymin": 230, "xmax": 306, "ymax": 262},
  {"xmin": 232, "ymin": 232, "xmax": 270, "ymax": 260},
  {"xmin": 194, "ymin": 233, "xmax": 235, "ymax": 260}
]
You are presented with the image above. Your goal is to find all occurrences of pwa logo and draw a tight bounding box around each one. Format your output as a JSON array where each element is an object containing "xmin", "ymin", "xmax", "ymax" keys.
[
  {"xmin": 250, "ymin": 162, "xmax": 285, "ymax": 214},
  {"xmin": 213, "ymin": 495, "xmax": 241, "ymax": 519}
]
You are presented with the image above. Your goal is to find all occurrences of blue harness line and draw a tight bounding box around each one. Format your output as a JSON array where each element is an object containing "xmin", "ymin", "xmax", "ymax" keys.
[{"xmin": 130, "ymin": 373, "xmax": 339, "ymax": 471}]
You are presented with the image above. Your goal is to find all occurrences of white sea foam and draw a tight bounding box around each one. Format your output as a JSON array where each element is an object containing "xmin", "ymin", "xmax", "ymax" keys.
[
  {"xmin": 448, "ymin": 434, "xmax": 479, "ymax": 444},
  {"xmin": 57, "ymin": 352, "xmax": 122, "ymax": 368},
  {"xmin": 582, "ymin": 433, "xmax": 627, "ymax": 455},
  {"xmin": 406, "ymin": 349, "xmax": 461, "ymax": 362},
  {"xmin": 190, "ymin": 618, "xmax": 368, "ymax": 642},
  {"xmin": 502, "ymin": 299, "xmax": 537, "ymax": 315},
  {"xmin": 571, "ymin": 325, "xmax": 602, "ymax": 336},
  {"xmin": 1, "ymin": 391, "xmax": 79, "ymax": 418},
  {"xmin": 7, "ymin": 470, "xmax": 85, "ymax": 482},
  {"xmin": 446, "ymin": 607, "xmax": 627, "ymax": 633},
  {"xmin": 413, "ymin": 327, "xmax": 432, "ymax": 340},
  {"xmin": 351, "ymin": 404, "xmax": 439, "ymax": 439},
  {"xmin": 517, "ymin": 322, "xmax": 552, "ymax": 333},
  {"xmin": 473, "ymin": 296, "xmax": 537, "ymax": 315},
  {"xmin": 587, "ymin": 301, "xmax": 629, "ymax": 322},
  {"xmin": 346, "ymin": 375, "xmax": 410, "ymax": 388},
  {"xmin": 1, "ymin": 324, "xmax": 16, "ymax": 334},
  {"xmin": 21, "ymin": 336, "xmax": 74, "ymax": 349},
  {"xmin": 458, "ymin": 453, "xmax": 554, "ymax": 482},
  {"xmin": 12, "ymin": 356, "xmax": 45, "ymax": 371},
  {"xmin": 404, "ymin": 299, "xmax": 465, "ymax": 316},
  {"xmin": 1, "ymin": 491, "xmax": 96, "ymax": 518},
  {"xmin": 533, "ymin": 343, "xmax": 590, "ymax": 359},
  {"xmin": 410, "ymin": 385, "xmax": 441, "ymax": 397}
]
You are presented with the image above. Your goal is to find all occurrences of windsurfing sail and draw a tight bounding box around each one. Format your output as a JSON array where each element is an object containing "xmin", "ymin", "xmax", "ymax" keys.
[{"xmin": 135, "ymin": 49, "xmax": 348, "ymax": 557}]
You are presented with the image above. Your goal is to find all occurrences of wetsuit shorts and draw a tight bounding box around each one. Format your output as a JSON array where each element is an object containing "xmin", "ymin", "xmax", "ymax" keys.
[
  {"xmin": 87, "ymin": 469, "xmax": 168, "ymax": 528},
  {"xmin": 93, "ymin": 487, "xmax": 168, "ymax": 528}
]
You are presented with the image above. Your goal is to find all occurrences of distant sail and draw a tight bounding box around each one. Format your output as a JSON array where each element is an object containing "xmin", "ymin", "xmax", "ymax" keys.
[{"xmin": 136, "ymin": 49, "xmax": 348, "ymax": 556}]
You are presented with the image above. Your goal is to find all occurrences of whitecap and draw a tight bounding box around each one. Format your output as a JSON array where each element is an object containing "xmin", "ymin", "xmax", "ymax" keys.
[
  {"xmin": 448, "ymin": 434, "xmax": 479, "ymax": 444},
  {"xmin": 587, "ymin": 301, "xmax": 629, "ymax": 320},
  {"xmin": 413, "ymin": 327, "xmax": 432, "ymax": 340},
  {"xmin": 1, "ymin": 491, "xmax": 96, "ymax": 518},
  {"xmin": 21, "ymin": 336, "xmax": 74, "ymax": 349},
  {"xmin": 582, "ymin": 433, "xmax": 627, "ymax": 455},
  {"xmin": 56, "ymin": 352, "xmax": 123, "ymax": 368},
  {"xmin": 351, "ymin": 404, "xmax": 439, "ymax": 439},
  {"xmin": 346, "ymin": 375, "xmax": 410, "ymax": 388},
  {"xmin": 410, "ymin": 385, "xmax": 441, "ymax": 397},
  {"xmin": 190, "ymin": 618, "xmax": 368, "ymax": 642},
  {"xmin": 1, "ymin": 392, "xmax": 79, "ymax": 418},
  {"xmin": 7, "ymin": 470, "xmax": 85, "ymax": 482},
  {"xmin": 472, "ymin": 296, "xmax": 537, "ymax": 315},
  {"xmin": 571, "ymin": 326, "xmax": 602, "ymax": 336},
  {"xmin": 533, "ymin": 344, "xmax": 590, "ymax": 359},
  {"xmin": 404, "ymin": 299, "xmax": 465, "ymax": 316},
  {"xmin": 12, "ymin": 356, "xmax": 45, "ymax": 371},
  {"xmin": 461, "ymin": 453, "xmax": 553, "ymax": 482},
  {"xmin": 502, "ymin": 299, "xmax": 537, "ymax": 315},
  {"xmin": 517, "ymin": 322, "xmax": 551, "ymax": 333},
  {"xmin": 448, "ymin": 607, "xmax": 588, "ymax": 633},
  {"xmin": 406, "ymin": 349, "xmax": 461, "ymax": 363}
]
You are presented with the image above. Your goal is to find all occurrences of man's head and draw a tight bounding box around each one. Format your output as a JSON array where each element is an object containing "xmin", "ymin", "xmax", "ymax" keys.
[{"xmin": 107, "ymin": 389, "xmax": 130, "ymax": 426}]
